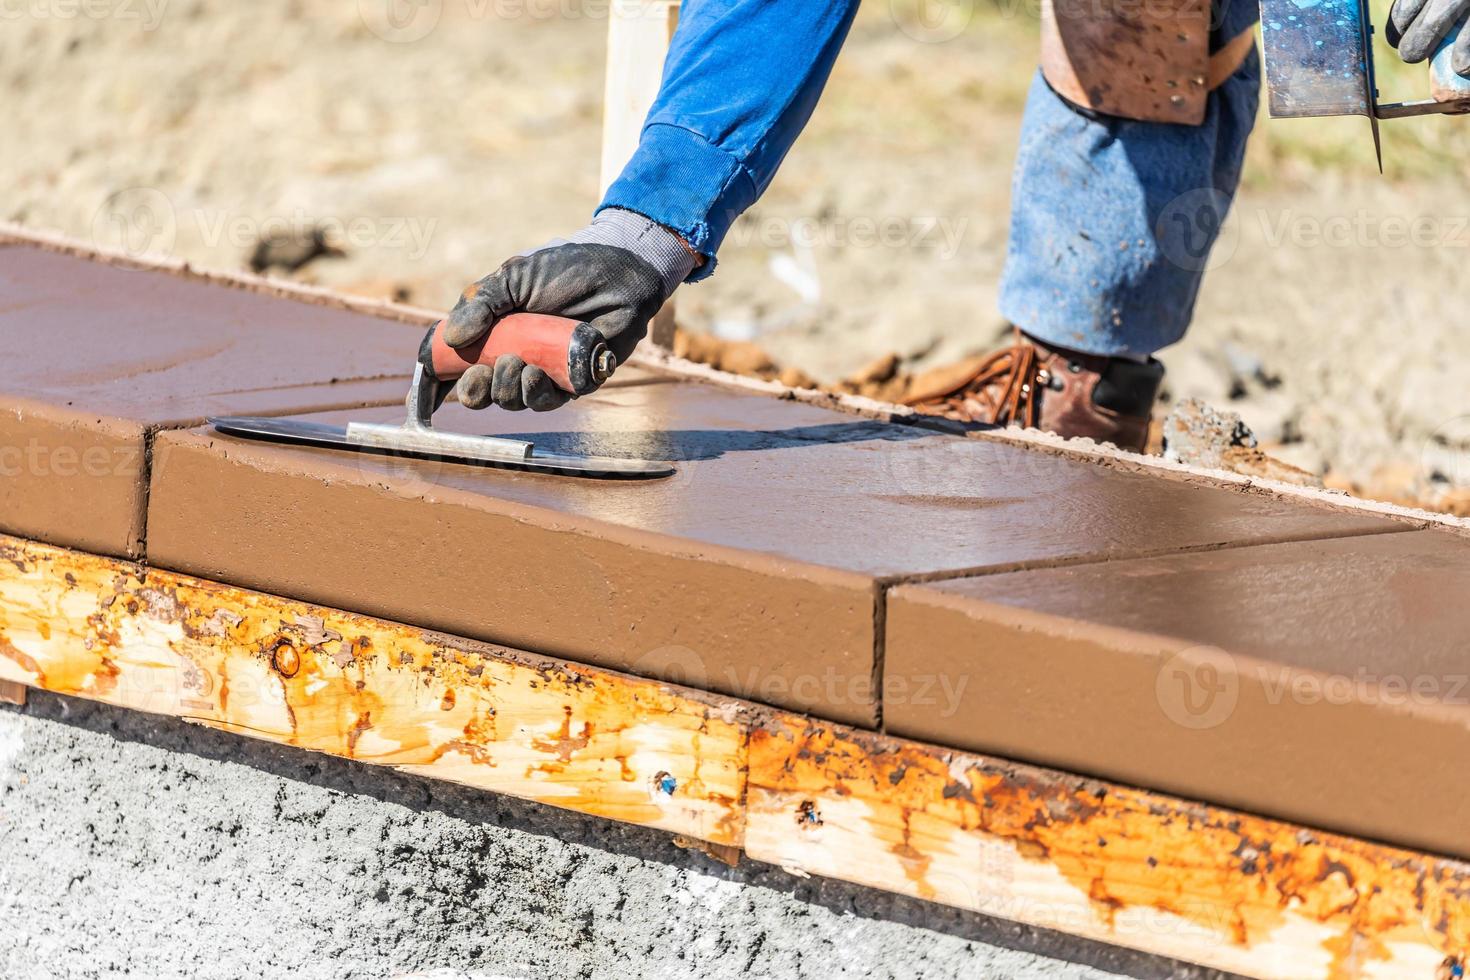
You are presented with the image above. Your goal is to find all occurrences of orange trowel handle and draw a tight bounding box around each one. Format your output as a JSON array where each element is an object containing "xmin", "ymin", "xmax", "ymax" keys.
[{"xmin": 421, "ymin": 313, "xmax": 614, "ymax": 397}]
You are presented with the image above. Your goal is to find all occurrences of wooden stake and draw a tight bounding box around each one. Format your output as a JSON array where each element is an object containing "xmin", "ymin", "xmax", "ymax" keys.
[{"xmin": 601, "ymin": 0, "xmax": 681, "ymax": 349}]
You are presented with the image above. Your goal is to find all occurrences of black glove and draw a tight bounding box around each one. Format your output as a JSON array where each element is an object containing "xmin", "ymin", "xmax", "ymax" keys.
[
  {"xmin": 1388, "ymin": 0, "xmax": 1470, "ymax": 72},
  {"xmin": 446, "ymin": 209, "xmax": 700, "ymax": 412}
]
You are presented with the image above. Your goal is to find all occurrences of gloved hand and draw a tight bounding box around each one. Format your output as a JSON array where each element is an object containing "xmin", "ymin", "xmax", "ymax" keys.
[
  {"xmin": 1388, "ymin": 0, "xmax": 1470, "ymax": 72},
  {"xmin": 446, "ymin": 209, "xmax": 700, "ymax": 412}
]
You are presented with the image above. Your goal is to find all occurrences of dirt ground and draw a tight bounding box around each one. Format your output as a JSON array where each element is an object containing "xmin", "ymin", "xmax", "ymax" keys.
[{"xmin": 5, "ymin": 0, "xmax": 1469, "ymax": 510}]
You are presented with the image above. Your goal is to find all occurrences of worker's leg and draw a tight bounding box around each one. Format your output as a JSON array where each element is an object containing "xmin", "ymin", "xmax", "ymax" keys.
[{"xmin": 998, "ymin": 50, "xmax": 1261, "ymax": 359}]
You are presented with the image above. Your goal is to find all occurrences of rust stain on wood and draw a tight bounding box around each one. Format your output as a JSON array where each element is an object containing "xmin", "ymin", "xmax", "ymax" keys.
[
  {"xmin": 745, "ymin": 719, "xmax": 1470, "ymax": 980},
  {"xmin": 0, "ymin": 534, "xmax": 745, "ymax": 846}
]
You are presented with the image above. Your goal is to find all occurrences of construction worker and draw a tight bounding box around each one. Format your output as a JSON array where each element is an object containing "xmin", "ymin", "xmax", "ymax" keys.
[{"xmin": 443, "ymin": 0, "xmax": 1460, "ymax": 454}]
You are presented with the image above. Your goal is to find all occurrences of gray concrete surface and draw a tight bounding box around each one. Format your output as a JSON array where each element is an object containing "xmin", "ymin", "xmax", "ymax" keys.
[{"xmin": 0, "ymin": 693, "xmax": 1228, "ymax": 980}]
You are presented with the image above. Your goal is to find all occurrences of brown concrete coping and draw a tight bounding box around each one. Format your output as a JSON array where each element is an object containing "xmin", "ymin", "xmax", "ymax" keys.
[
  {"xmin": 147, "ymin": 380, "xmax": 1401, "ymax": 724},
  {"xmin": 0, "ymin": 244, "xmax": 417, "ymax": 557},
  {"xmin": 885, "ymin": 528, "xmax": 1470, "ymax": 858}
]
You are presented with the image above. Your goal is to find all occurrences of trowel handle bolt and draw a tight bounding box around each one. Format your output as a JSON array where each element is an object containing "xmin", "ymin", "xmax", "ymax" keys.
[{"xmin": 592, "ymin": 346, "xmax": 617, "ymax": 384}]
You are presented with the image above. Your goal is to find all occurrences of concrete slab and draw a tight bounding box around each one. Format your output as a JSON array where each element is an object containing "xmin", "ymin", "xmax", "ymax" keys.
[
  {"xmin": 0, "ymin": 244, "xmax": 418, "ymax": 556},
  {"xmin": 147, "ymin": 380, "xmax": 1400, "ymax": 724},
  {"xmin": 886, "ymin": 529, "xmax": 1470, "ymax": 859}
]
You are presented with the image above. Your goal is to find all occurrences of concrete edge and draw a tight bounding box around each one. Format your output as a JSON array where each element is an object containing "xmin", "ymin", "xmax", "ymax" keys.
[
  {"xmin": 6, "ymin": 219, "xmax": 1459, "ymax": 533},
  {"xmin": 628, "ymin": 350, "xmax": 1466, "ymax": 532},
  {"xmin": 0, "ymin": 219, "xmax": 442, "ymax": 327}
]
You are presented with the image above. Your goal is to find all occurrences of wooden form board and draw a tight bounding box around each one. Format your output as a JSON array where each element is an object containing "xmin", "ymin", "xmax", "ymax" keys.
[
  {"xmin": 0, "ymin": 534, "xmax": 744, "ymax": 844},
  {"xmin": 1, "ymin": 533, "xmax": 1468, "ymax": 979}
]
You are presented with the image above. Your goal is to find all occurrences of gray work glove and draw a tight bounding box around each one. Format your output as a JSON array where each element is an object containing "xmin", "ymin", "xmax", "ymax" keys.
[
  {"xmin": 1388, "ymin": 0, "xmax": 1470, "ymax": 72},
  {"xmin": 445, "ymin": 208, "xmax": 699, "ymax": 412}
]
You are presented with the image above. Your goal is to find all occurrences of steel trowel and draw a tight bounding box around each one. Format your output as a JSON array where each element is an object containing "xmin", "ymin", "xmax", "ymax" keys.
[
  {"xmin": 1261, "ymin": 0, "xmax": 1470, "ymax": 169},
  {"xmin": 211, "ymin": 314, "xmax": 675, "ymax": 478}
]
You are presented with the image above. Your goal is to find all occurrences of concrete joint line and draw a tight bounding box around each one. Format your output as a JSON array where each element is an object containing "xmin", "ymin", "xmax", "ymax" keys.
[{"xmin": 873, "ymin": 516, "xmax": 1421, "ymax": 592}]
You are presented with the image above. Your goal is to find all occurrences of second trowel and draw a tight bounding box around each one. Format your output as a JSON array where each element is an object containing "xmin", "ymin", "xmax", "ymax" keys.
[{"xmin": 211, "ymin": 314, "xmax": 675, "ymax": 478}]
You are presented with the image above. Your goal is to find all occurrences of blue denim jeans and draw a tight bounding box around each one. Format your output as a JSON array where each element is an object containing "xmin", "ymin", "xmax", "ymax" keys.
[{"xmin": 998, "ymin": 48, "xmax": 1261, "ymax": 358}]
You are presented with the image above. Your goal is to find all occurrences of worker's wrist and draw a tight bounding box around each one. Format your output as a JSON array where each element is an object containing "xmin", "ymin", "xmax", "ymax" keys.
[{"xmin": 568, "ymin": 208, "xmax": 701, "ymax": 297}]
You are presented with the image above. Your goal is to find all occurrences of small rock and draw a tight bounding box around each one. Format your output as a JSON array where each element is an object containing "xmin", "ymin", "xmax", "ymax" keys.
[
  {"xmin": 248, "ymin": 225, "xmax": 345, "ymax": 274},
  {"xmin": 868, "ymin": 375, "xmax": 912, "ymax": 403},
  {"xmin": 673, "ymin": 330, "xmax": 721, "ymax": 365},
  {"xmin": 1163, "ymin": 398, "xmax": 1322, "ymax": 487},
  {"xmin": 847, "ymin": 352, "xmax": 900, "ymax": 386},
  {"xmin": 715, "ymin": 340, "xmax": 778, "ymax": 378},
  {"xmin": 1163, "ymin": 398, "xmax": 1257, "ymax": 467},
  {"xmin": 777, "ymin": 367, "xmax": 818, "ymax": 390}
]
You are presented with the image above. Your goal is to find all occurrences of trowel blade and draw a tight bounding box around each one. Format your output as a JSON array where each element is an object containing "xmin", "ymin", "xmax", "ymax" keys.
[
  {"xmin": 1260, "ymin": 0, "xmax": 1374, "ymax": 118},
  {"xmin": 208, "ymin": 416, "xmax": 676, "ymax": 479}
]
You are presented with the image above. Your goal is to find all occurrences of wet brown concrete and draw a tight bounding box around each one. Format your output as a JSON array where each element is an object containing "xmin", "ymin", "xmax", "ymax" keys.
[
  {"xmin": 886, "ymin": 529, "xmax": 1470, "ymax": 859},
  {"xmin": 0, "ymin": 244, "xmax": 416, "ymax": 556},
  {"xmin": 146, "ymin": 382, "xmax": 1401, "ymax": 723}
]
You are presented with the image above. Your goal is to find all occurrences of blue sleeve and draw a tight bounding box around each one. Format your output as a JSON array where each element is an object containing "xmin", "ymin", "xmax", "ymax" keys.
[{"xmin": 596, "ymin": 0, "xmax": 861, "ymax": 279}]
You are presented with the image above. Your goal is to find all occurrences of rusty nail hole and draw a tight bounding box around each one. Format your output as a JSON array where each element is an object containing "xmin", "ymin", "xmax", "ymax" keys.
[
  {"xmin": 653, "ymin": 771, "xmax": 677, "ymax": 796},
  {"xmin": 796, "ymin": 800, "xmax": 823, "ymax": 828},
  {"xmin": 272, "ymin": 641, "xmax": 300, "ymax": 678},
  {"xmin": 440, "ymin": 690, "xmax": 456, "ymax": 712}
]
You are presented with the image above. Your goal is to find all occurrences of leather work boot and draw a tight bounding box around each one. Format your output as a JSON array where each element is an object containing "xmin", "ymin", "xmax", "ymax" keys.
[{"xmin": 903, "ymin": 331, "xmax": 1165, "ymax": 453}]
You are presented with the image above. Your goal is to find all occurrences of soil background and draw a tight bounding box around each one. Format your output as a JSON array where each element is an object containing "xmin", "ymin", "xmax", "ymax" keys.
[{"xmin": 5, "ymin": 0, "xmax": 1469, "ymax": 508}]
